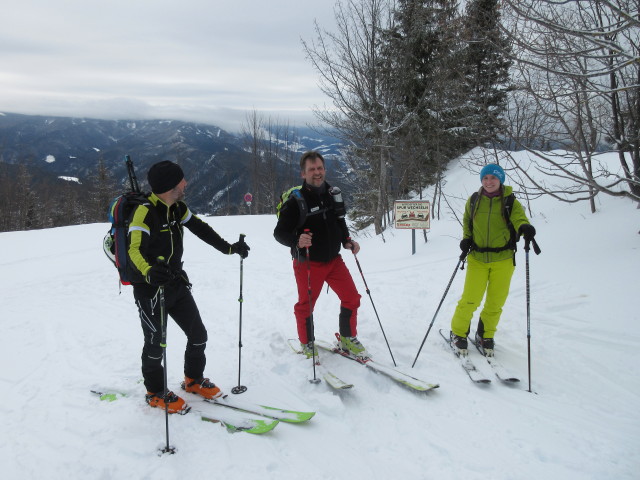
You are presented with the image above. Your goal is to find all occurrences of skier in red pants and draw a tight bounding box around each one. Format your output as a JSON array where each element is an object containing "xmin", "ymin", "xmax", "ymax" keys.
[{"xmin": 274, "ymin": 151, "xmax": 366, "ymax": 359}]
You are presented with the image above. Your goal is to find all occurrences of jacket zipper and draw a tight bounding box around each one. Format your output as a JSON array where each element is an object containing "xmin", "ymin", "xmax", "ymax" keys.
[
  {"xmin": 166, "ymin": 206, "xmax": 174, "ymax": 264},
  {"xmin": 484, "ymin": 197, "xmax": 494, "ymax": 263}
]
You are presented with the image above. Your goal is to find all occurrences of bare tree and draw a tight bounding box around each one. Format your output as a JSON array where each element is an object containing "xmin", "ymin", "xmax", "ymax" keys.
[
  {"xmin": 14, "ymin": 164, "xmax": 40, "ymax": 230},
  {"xmin": 262, "ymin": 117, "xmax": 283, "ymax": 212},
  {"xmin": 88, "ymin": 156, "xmax": 118, "ymax": 222},
  {"xmin": 241, "ymin": 109, "xmax": 265, "ymax": 214},
  {"xmin": 302, "ymin": 0, "xmax": 414, "ymax": 235},
  {"xmin": 280, "ymin": 121, "xmax": 300, "ymax": 188},
  {"xmin": 501, "ymin": 0, "xmax": 640, "ymax": 209}
]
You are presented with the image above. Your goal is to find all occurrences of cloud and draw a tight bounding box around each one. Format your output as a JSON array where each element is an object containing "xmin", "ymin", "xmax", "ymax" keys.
[{"xmin": 0, "ymin": 0, "xmax": 337, "ymax": 131}]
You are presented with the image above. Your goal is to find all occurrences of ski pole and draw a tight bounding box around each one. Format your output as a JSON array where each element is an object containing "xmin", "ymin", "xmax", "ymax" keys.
[
  {"xmin": 304, "ymin": 229, "xmax": 320, "ymax": 384},
  {"xmin": 412, "ymin": 252, "xmax": 468, "ymax": 368},
  {"xmin": 524, "ymin": 237, "xmax": 541, "ymax": 393},
  {"xmin": 157, "ymin": 272, "xmax": 175, "ymax": 454},
  {"xmin": 351, "ymin": 250, "xmax": 396, "ymax": 366},
  {"xmin": 124, "ymin": 154, "xmax": 140, "ymax": 193},
  {"xmin": 232, "ymin": 234, "xmax": 248, "ymax": 394}
]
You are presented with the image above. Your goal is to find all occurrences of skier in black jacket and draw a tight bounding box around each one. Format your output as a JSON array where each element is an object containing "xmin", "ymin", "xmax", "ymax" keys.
[
  {"xmin": 274, "ymin": 151, "xmax": 366, "ymax": 359},
  {"xmin": 128, "ymin": 160, "xmax": 249, "ymax": 413}
]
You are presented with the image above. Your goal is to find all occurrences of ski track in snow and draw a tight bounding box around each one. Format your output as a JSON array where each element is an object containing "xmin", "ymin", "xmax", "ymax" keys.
[{"xmin": 0, "ymin": 149, "xmax": 638, "ymax": 479}]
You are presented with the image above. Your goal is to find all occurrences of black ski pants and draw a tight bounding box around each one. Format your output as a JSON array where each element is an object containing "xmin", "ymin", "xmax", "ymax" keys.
[{"xmin": 133, "ymin": 282, "xmax": 208, "ymax": 394}]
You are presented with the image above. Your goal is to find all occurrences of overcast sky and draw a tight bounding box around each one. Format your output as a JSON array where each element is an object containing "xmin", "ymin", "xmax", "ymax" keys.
[{"xmin": 0, "ymin": 0, "xmax": 338, "ymax": 131}]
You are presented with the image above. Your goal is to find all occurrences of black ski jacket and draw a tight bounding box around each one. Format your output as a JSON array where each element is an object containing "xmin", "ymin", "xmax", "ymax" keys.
[
  {"xmin": 274, "ymin": 181, "xmax": 350, "ymax": 262},
  {"xmin": 128, "ymin": 193, "xmax": 232, "ymax": 295}
]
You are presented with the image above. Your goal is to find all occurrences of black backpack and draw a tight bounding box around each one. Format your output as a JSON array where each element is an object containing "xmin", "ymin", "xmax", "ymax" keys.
[
  {"xmin": 275, "ymin": 184, "xmax": 343, "ymax": 230},
  {"xmin": 468, "ymin": 190, "xmax": 517, "ymax": 253},
  {"xmin": 102, "ymin": 156, "xmax": 150, "ymax": 286}
]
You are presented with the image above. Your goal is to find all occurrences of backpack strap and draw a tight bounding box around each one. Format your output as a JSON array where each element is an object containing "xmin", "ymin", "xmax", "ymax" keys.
[
  {"xmin": 469, "ymin": 191, "xmax": 517, "ymax": 254},
  {"xmin": 503, "ymin": 193, "xmax": 517, "ymax": 251},
  {"xmin": 290, "ymin": 189, "xmax": 308, "ymax": 230}
]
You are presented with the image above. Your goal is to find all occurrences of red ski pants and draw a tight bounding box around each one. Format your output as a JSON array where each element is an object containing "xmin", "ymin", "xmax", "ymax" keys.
[{"xmin": 293, "ymin": 255, "xmax": 361, "ymax": 344}]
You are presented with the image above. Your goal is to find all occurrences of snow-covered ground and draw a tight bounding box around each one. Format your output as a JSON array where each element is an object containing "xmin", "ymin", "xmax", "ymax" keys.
[{"xmin": 0, "ymin": 149, "xmax": 638, "ymax": 479}]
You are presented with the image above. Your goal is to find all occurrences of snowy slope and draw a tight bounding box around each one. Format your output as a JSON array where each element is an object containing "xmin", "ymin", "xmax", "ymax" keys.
[{"xmin": 0, "ymin": 150, "xmax": 638, "ymax": 480}]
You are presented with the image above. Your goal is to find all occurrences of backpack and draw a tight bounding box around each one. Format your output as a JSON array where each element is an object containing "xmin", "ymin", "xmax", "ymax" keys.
[
  {"xmin": 276, "ymin": 184, "xmax": 339, "ymax": 230},
  {"xmin": 102, "ymin": 155, "xmax": 150, "ymax": 286},
  {"xmin": 468, "ymin": 190, "xmax": 517, "ymax": 253},
  {"xmin": 276, "ymin": 185, "xmax": 307, "ymax": 229}
]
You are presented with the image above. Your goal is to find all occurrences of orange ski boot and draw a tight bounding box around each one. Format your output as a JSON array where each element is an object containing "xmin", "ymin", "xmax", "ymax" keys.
[
  {"xmin": 182, "ymin": 377, "xmax": 223, "ymax": 400},
  {"xmin": 145, "ymin": 390, "xmax": 189, "ymax": 414}
]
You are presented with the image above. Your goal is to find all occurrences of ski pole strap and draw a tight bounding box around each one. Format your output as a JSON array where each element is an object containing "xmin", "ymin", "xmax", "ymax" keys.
[
  {"xmin": 532, "ymin": 238, "xmax": 541, "ymax": 255},
  {"xmin": 524, "ymin": 238, "xmax": 541, "ymax": 255}
]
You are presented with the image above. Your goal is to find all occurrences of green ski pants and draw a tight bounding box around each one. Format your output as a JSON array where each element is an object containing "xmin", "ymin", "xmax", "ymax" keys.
[{"xmin": 450, "ymin": 255, "xmax": 515, "ymax": 339}]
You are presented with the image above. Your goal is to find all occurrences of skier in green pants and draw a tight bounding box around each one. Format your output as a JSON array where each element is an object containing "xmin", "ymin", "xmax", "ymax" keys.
[{"xmin": 450, "ymin": 164, "xmax": 536, "ymax": 357}]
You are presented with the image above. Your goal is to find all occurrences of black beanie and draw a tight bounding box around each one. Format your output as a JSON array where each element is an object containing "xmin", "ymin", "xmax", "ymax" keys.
[{"xmin": 147, "ymin": 161, "xmax": 184, "ymax": 194}]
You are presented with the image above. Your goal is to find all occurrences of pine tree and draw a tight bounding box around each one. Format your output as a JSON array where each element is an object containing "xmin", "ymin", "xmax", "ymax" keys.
[
  {"xmin": 460, "ymin": 0, "xmax": 512, "ymax": 146},
  {"xmin": 384, "ymin": 0, "xmax": 462, "ymax": 197}
]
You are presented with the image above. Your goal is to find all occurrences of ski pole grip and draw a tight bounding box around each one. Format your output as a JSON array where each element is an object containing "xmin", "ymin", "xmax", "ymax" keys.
[
  {"xmin": 239, "ymin": 233, "xmax": 246, "ymax": 243},
  {"xmin": 156, "ymin": 256, "xmax": 177, "ymax": 281},
  {"xmin": 302, "ymin": 229, "xmax": 311, "ymax": 256},
  {"xmin": 157, "ymin": 256, "xmax": 171, "ymax": 271},
  {"xmin": 345, "ymin": 236, "xmax": 354, "ymax": 251}
]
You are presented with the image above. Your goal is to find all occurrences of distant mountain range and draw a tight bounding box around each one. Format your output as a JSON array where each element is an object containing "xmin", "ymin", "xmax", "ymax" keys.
[{"xmin": 0, "ymin": 111, "xmax": 348, "ymax": 215}]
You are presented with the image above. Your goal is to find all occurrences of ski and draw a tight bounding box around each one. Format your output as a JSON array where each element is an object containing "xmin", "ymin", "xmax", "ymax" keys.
[
  {"xmin": 287, "ymin": 339, "xmax": 354, "ymax": 390},
  {"xmin": 314, "ymin": 336, "xmax": 440, "ymax": 393},
  {"xmin": 468, "ymin": 337, "xmax": 520, "ymax": 383},
  {"xmin": 319, "ymin": 368, "xmax": 354, "ymax": 390},
  {"xmin": 438, "ymin": 329, "xmax": 491, "ymax": 384},
  {"xmin": 91, "ymin": 390, "xmax": 278, "ymax": 434},
  {"xmin": 197, "ymin": 393, "xmax": 314, "ymax": 423}
]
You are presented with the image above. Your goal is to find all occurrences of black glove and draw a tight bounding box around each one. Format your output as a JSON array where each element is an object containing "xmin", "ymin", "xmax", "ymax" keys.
[
  {"xmin": 519, "ymin": 224, "xmax": 536, "ymax": 241},
  {"xmin": 230, "ymin": 241, "xmax": 250, "ymax": 259},
  {"xmin": 145, "ymin": 264, "xmax": 173, "ymax": 286},
  {"xmin": 459, "ymin": 238, "xmax": 473, "ymax": 254}
]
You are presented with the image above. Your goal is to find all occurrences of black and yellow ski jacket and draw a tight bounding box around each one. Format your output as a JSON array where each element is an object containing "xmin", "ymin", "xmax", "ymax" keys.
[{"xmin": 127, "ymin": 193, "xmax": 232, "ymax": 290}]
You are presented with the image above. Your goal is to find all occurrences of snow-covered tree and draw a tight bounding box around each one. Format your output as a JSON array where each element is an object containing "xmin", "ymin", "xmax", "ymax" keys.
[{"xmin": 502, "ymin": 0, "xmax": 640, "ymax": 209}]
